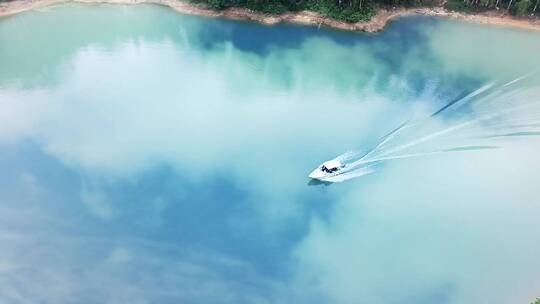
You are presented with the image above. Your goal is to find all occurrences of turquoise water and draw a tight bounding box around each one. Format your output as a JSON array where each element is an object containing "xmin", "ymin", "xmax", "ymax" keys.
[{"xmin": 1, "ymin": 4, "xmax": 540, "ymax": 303}]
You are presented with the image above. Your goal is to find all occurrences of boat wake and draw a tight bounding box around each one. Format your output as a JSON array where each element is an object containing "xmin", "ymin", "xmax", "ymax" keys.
[{"xmin": 321, "ymin": 74, "xmax": 540, "ymax": 183}]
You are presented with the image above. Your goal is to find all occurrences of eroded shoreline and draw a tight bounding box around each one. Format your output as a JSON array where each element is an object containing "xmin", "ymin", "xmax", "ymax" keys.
[{"xmin": 1, "ymin": 0, "xmax": 539, "ymax": 33}]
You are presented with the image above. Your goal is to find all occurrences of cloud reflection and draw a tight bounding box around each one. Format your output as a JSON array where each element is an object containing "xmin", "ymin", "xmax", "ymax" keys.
[{"xmin": 1, "ymin": 4, "xmax": 540, "ymax": 304}]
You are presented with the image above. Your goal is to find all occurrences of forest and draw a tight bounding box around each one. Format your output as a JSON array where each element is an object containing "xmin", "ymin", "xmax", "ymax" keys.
[
  {"xmin": 193, "ymin": 0, "xmax": 539, "ymax": 22},
  {"xmin": 0, "ymin": 0, "xmax": 537, "ymax": 25}
]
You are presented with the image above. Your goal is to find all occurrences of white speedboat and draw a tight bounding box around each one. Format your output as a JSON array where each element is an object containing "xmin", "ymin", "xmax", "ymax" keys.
[{"xmin": 308, "ymin": 159, "xmax": 346, "ymax": 181}]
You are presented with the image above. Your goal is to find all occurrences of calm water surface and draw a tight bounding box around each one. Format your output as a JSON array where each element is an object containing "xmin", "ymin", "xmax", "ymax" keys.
[{"xmin": 1, "ymin": 4, "xmax": 540, "ymax": 303}]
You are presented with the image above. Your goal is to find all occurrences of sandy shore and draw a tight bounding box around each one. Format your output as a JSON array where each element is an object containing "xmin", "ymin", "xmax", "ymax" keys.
[{"xmin": 1, "ymin": 0, "xmax": 539, "ymax": 32}]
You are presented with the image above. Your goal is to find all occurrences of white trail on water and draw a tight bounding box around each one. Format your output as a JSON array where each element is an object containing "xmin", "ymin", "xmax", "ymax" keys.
[{"xmin": 323, "ymin": 74, "xmax": 540, "ymax": 182}]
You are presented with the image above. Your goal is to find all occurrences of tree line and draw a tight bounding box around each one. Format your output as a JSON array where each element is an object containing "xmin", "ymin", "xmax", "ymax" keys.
[
  {"xmin": 0, "ymin": 0, "xmax": 536, "ymax": 23},
  {"xmin": 194, "ymin": 0, "xmax": 538, "ymax": 22},
  {"xmin": 448, "ymin": 0, "xmax": 538, "ymax": 16}
]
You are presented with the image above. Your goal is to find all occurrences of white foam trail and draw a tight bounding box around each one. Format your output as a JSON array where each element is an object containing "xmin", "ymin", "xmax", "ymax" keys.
[
  {"xmin": 334, "ymin": 117, "xmax": 486, "ymax": 175},
  {"xmin": 463, "ymin": 82, "xmax": 495, "ymax": 101},
  {"xmin": 367, "ymin": 119, "xmax": 478, "ymax": 160},
  {"xmin": 359, "ymin": 121, "xmax": 410, "ymax": 162},
  {"xmin": 324, "ymin": 165, "xmax": 376, "ymax": 183},
  {"xmin": 436, "ymin": 82, "xmax": 495, "ymax": 116},
  {"xmin": 355, "ymin": 82, "xmax": 498, "ymax": 164},
  {"xmin": 334, "ymin": 151, "xmax": 363, "ymax": 162},
  {"xmin": 503, "ymin": 73, "xmax": 533, "ymax": 87},
  {"xmin": 356, "ymin": 151, "xmax": 441, "ymax": 165},
  {"xmin": 321, "ymin": 76, "xmax": 540, "ymax": 183}
]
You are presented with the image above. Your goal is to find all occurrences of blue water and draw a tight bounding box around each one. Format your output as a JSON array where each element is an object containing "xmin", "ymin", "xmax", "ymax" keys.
[{"xmin": 1, "ymin": 4, "xmax": 540, "ymax": 303}]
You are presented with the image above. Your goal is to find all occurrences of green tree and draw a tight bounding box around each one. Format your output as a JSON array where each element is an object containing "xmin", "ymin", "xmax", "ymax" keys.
[
  {"xmin": 514, "ymin": 0, "xmax": 530, "ymax": 15},
  {"xmin": 194, "ymin": 0, "xmax": 538, "ymax": 22}
]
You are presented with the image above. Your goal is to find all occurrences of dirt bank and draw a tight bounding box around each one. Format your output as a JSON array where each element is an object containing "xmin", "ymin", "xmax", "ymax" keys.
[{"xmin": 1, "ymin": 0, "xmax": 539, "ymax": 33}]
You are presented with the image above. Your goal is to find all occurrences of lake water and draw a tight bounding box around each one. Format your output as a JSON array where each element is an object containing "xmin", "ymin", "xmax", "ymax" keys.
[{"xmin": 1, "ymin": 4, "xmax": 540, "ymax": 303}]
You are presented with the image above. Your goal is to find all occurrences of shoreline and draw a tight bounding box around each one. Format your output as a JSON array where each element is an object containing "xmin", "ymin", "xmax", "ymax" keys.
[{"xmin": 1, "ymin": 0, "xmax": 539, "ymax": 33}]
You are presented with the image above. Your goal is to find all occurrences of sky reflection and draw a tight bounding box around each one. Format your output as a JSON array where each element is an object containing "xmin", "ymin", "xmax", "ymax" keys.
[{"xmin": 1, "ymin": 4, "xmax": 540, "ymax": 304}]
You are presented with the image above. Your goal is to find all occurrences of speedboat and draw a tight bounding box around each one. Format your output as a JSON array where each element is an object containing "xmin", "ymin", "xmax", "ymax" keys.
[{"xmin": 308, "ymin": 159, "xmax": 346, "ymax": 181}]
